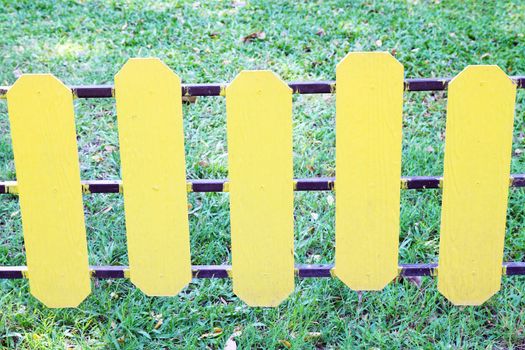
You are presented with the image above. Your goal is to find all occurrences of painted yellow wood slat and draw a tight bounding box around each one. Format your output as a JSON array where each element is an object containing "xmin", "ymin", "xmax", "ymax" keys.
[
  {"xmin": 334, "ymin": 52, "xmax": 404, "ymax": 290},
  {"xmin": 226, "ymin": 71, "xmax": 294, "ymax": 306},
  {"xmin": 6, "ymin": 75, "xmax": 90, "ymax": 308},
  {"xmin": 115, "ymin": 58, "xmax": 191, "ymax": 296},
  {"xmin": 438, "ymin": 66, "xmax": 516, "ymax": 305}
]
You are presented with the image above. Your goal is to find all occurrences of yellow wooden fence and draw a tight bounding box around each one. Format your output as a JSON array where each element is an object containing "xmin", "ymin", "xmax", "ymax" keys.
[{"xmin": 1, "ymin": 52, "xmax": 519, "ymax": 308}]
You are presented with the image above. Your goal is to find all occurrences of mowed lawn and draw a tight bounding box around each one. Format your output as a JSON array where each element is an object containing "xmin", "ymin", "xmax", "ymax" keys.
[{"xmin": 1, "ymin": 0, "xmax": 525, "ymax": 348}]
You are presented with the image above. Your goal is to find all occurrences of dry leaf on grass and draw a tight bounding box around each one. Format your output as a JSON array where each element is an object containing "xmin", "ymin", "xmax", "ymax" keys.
[
  {"xmin": 278, "ymin": 339, "xmax": 292, "ymax": 348},
  {"xmin": 305, "ymin": 332, "xmax": 322, "ymax": 340},
  {"xmin": 224, "ymin": 338, "xmax": 236, "ymax": 350},
  {"xmin": 154, "ymin": 319, "xmax": 163, "ymax": 330},
  {"xmin": 242, "ymin": 31, "xmax": 266, "ymax": 43},
  {"xmin": 223, "ymin": 329, "xmax": 242, "ymax": 350},
  {"xmin": 200, "ymin": 327, "xmax": 223, "ymax": 339}
]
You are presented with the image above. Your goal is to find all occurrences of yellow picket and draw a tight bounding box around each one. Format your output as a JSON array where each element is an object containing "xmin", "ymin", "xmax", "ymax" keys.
[
  {"xmin": 115, "ymin": 58, "xmax": 191, "ymax": 296},
  {"xmin": 7, "ymin": 75, "xmax": 90, "ymax": 308},
  {"xmin": 226, "ymin": 71, "xmax": 294, "ymax": 306},
  {"xmin": 438, "ymin": 66, "xmax": 516, "ymax": 305},
  {"xmin": 334, "ymin": 52, "xmax": 404, "ymax": 290}
]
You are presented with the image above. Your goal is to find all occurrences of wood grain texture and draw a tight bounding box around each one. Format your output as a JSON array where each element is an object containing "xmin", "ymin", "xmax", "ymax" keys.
[
  {"xmin": 7, "ymin": 75, "xmax": 90, "ymax": 308},
  {"xmin": 438, "ymin": 66, "xmax": 516, "ymax": 305},
  {"xmin": 226, "ymin": 71, "xmax": 294, "ymax": 306},
  {"xmin": 115, "ymin": 58, "xmax": 191, "ymax": 296},
  {"xmin": 334, "ymin": 52, "xmax": 404, "ymax": 290}
]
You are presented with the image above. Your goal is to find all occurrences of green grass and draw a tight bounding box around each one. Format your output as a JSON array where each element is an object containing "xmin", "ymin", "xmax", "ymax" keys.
[{"xmin": 0, "ymin": 0, "xmax": 525, "ymax": 348}]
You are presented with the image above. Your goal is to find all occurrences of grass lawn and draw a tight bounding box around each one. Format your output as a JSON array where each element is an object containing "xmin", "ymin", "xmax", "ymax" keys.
[{"xmin": 1, "ymin": 0, "xmax": 525, "ymax": 348}]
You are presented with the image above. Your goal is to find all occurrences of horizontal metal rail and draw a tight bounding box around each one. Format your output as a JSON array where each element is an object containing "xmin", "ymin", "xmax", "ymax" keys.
[
  {"xmin": 1, "ymin": 175, "xmax": 524, "ymax": 194},
  {"xmin": 0, "ymin": 76, "xmax": 524, "ymax": 98},
  {"xmin": 1, "ymin": 263, "xmax": 524, "ymax": 279}
]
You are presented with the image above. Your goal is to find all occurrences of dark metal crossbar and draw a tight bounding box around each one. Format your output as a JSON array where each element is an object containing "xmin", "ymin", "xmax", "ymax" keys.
[
  {"xmin": 1, "ymin": 175, "xmax": 524, "ymax": 194},
  {"xmin": 0, "ymin": 76, "xmax": 524, "ymax": 98},
  {"xmin": 1, "ymin": 263, "xmax": 524, "ymax": 279}
]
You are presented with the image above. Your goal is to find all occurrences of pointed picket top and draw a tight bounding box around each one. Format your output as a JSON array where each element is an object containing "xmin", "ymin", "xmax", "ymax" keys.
[
  {"xmin": 334, "ymin": 52, "xmax": 404, "ymax": 291},
  {"xmin": 438, "ymin": 65, "xmax": 516, "ymax": 305},
  {"xmin": 226, "ymin": 70, "xmax": 294, "ymax": 306},
  {"xmin": 115, "ymin": 58, "xmax": 192, "ymax": 296},
  {"xmin": 7, "ymin": 74, "xmax": 91, "ymax": 307}
]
